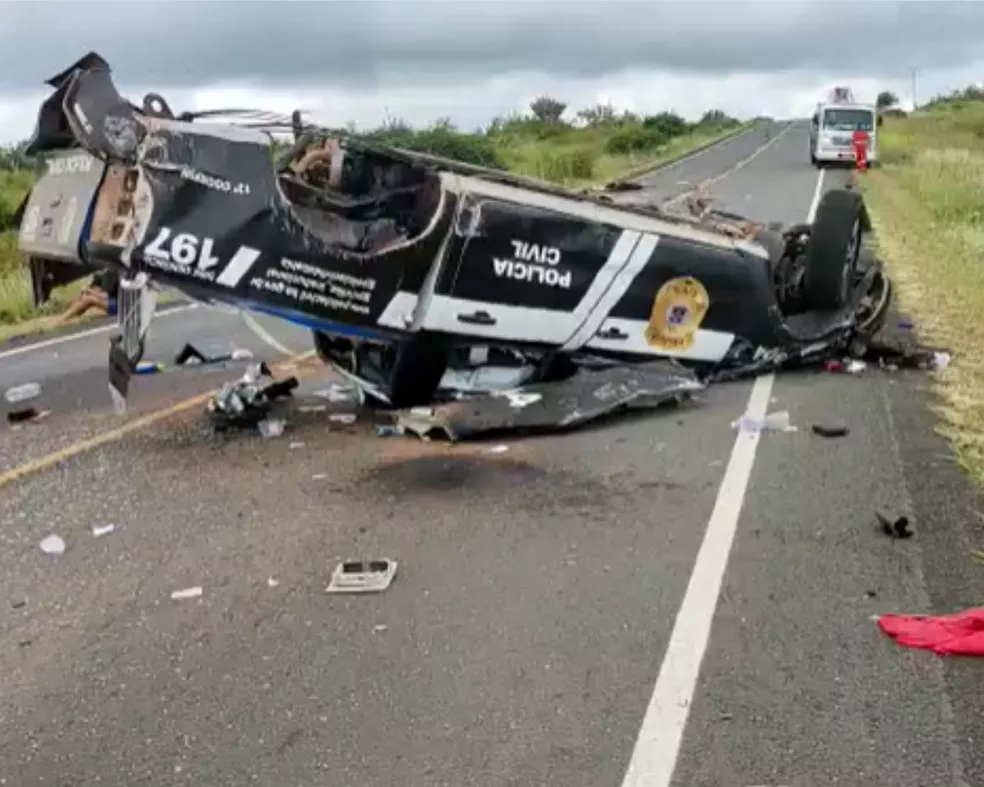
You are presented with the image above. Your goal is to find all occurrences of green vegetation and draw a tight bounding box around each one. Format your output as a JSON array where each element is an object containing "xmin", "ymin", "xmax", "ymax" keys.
[
  {"xmin": 862, "ymin": 89, "xmax": 984, "ymax": 488},
  {"xmin": 0, "ymin": 95, "xmax": 745, "ymax": 336}
]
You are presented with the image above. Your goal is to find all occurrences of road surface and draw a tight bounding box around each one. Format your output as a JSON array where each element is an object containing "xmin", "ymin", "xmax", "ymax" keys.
[{"xmin": 1, "ymin": 120, "xmax": 982, "ymax": 787}]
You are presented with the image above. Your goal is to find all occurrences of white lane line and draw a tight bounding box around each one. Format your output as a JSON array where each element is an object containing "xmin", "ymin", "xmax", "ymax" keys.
[
  {"xmin": 240, "ymin": 310, "xmax": 296, "ymax": 358},
  {"xmin": 0, "ymin": 303, "xmax": 199, "ymax": 361},
  {"xmin": 618, "ymin": 164, "xmax": 827, "ymax": 787}
]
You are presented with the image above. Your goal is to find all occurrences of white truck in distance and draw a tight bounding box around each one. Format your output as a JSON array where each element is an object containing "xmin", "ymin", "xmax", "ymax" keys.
[{"xmin": 809, "ymin": 101, "xmax": 881, "ymax": 168}]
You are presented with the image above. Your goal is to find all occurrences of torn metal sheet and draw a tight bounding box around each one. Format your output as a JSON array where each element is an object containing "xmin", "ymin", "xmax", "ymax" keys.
[{"xmin": 395, "ymin": 361, "xmax": 703, "ymax": 442}]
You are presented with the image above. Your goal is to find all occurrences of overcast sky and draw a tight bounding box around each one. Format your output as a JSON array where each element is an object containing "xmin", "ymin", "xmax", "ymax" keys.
[{"xmin": 1, "ymin": 0, "xmax": 983, "ymax": 143}]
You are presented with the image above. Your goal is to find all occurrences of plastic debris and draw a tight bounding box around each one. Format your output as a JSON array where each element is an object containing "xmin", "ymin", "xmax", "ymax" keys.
[
  {"xmin": 326, "ymin": 559, "xmax": 398, "ymax": 594},
  {"xmin": 812, "ymin": 421, "xmax": 850, "ymax": 438},
  {"xmin": 39, "ymin": 534, "xmax": 66, "ymax": 555},
  {"xmin": 932, "ymin": 352, "xmax": 951, "ymax": 372},
  {"xmin": 376, "ymin": 425, "xmax": 405, "ymax": 437},
  {"xmin": 231, "ymin": 348, "xmax": 254, "ymax": 360},
  {"xmin": 266, "ymin": 577, "xmax": 280, "ymax": 588},
  {"xmin": 170, "ymin": 586, "xmax": 203, "ymax": 600},
  {"xmin": 314, "ymin": 383, "xmax": 360, "ymax": 404},
  {"xmin": 134, "ymin": 361, "xmax": 161, "ymax": 375},
  {"xmin": 91, "ymin": 524, "xmax": 116, "ymax": 538},
  {"xmin": 258, "ymin": 418, "xmax": 286, "ymax": 438},
  {"xmin": 289, "ymin": 441, "xmax": 305, "ymax": 449},
  {"xmin": 824, "ymin": 359, "xmax": 865, "ymax": 375},
  {"xmin": 312, "ymin": 473, "xmax": 328, "ymax": 480},
  {"xmin": 732, "ymin": 410, "xmax": 796, "ymax": 433},
  {"xmin": 877, "ymin": 511, "xmax": 913, "ymax": 539},
  {"xmin": 4, "ymin": 382, "xmax": 41, "ymax": 405}
]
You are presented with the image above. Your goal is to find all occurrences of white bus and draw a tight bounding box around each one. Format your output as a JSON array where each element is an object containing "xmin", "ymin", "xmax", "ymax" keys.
[{"xmin": 809, "ymin": 102, "xmax": 881, "ymax": 168}]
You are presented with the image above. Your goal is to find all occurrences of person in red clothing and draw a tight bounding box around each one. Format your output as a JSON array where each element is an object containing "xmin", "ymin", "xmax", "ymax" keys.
[{"xmin": 852, "ymin": 129, "xmax": 870, "ymax": 172}]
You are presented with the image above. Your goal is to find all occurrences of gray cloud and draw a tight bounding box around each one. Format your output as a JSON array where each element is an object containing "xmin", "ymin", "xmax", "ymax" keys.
[{"xmin": 0, "ymin": 1, "xmax": 982, "ymax": 95}]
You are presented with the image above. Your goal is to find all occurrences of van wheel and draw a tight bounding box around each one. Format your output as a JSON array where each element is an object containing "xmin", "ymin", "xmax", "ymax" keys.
[{"xmin": 803, "ymin": 189, "xmax": 864, "ymax": 311}]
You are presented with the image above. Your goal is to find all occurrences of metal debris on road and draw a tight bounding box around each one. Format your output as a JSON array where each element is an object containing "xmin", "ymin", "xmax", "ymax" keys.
[
  {"xmin": 394, "ymin": 361, "xmax": 702, "ymax": 442},
  {"xmin": 4, "ymin": 383, "xmax": 46, "ymax": 425},
  {"xmin": 862, "ymin": 338, "xmax": 951, "ymax": 372},
  {"xmin": 877, "ymin": 511, "xmax": 913, "ymax": 539},
  {"xmin": 170, "ymin": 586, "xmax": 204, "ymax": 600},
  {"xmin": 314, "ymin": 383, "xmax": 362, "ymax": 404},
  {"xmin": 326, "ymin": 559, "xmax": 398, "ymax": 594},
  {"xmin": 91, "ymin": 524, "xmax": 116, "ymax": 537},
  {"xmin": 207, "ymin": 363, "xmax": 298, "ymax": 432},
  {"xmin": 39, "ymin": 534, "xmax": 66, "ymax": 555}
]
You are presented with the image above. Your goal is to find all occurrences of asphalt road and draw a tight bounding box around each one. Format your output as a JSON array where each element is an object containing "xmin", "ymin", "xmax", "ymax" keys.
[{"xmin": 1, "ymin": 120, "xmax": 983, "ymax": 787}]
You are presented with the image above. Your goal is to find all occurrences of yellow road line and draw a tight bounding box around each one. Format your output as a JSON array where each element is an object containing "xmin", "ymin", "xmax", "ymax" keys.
[
  {"xmin": 0, "ymin": 350, "xmax": 316, "ymax": 491},
  {"xmin": 663, "ymin": 121, "xmax": 797, "ymax": 208}
]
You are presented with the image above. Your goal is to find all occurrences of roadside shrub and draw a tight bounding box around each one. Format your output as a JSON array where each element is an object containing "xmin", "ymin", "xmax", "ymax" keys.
[
  {"xmin": 0, "ymin": 170, "xmax": 32, "ymax": 233},
  {"xmin": 370, "ymin": 119, "xmax": 505, "ymax": 169},
  {"xmin": 605, "ymin": 126, "xmax": 668, "ymax": 155},
  {"xmin": 698, "ymin": 109, "xmax": 740, "ymax": 128},
  {"xmin": 642, "ymin": 111, "xmax": 688, "ymax": 138}
]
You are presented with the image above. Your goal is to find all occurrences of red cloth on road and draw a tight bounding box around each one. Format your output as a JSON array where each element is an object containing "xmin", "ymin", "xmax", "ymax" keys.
[{"xmin": 878, "ymin": 608, "xmax": 984, "ymax": 656}]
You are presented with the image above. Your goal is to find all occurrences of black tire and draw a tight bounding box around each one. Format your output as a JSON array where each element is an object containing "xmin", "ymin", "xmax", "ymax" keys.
[{"xmin": 803, "ymin": 189, "xmax": 865, "ymax": 311}]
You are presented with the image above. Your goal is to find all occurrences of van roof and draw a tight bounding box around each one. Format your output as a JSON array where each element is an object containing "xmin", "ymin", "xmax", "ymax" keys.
[{"xmin": 820, "ymin": 102, "xmax": 876, "ymax": 112}]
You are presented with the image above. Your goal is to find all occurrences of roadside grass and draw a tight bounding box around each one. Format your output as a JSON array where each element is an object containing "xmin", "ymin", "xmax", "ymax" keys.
[
  {"xmin": 862, "ymin": 102, "xmax": 984, "ymax": 490},
  {"xmin": 494, "ymin": 121, "xmax": 746, "ymax": 188},
  {"xmin": 0, "ymin": 109, "xmax": 748, "ymax": 339}
]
